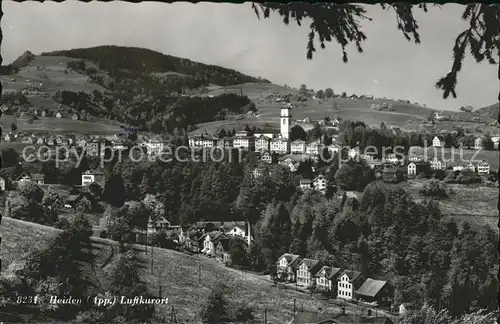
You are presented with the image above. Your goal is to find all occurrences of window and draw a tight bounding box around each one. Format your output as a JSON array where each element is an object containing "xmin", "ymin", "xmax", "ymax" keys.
[{"xmin": 282, "ymin": 119, "xmax": 286, "ymax": 124}]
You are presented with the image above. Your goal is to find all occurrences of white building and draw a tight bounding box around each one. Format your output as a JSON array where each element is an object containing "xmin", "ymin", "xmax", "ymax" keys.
[
  {"xmin": 145, "ymin": 139, "xmax": 164, "ymax": 155},
  {"xmin": 408, "ymin": 155, "xmax": 423, "ymax": 162},
  {"xmin": 474, "ymin": 137, "xmax": 483, "ymax": 150},
  {"xmin": 233, "ymin": 135, "xmax": 255, "ymax": 151},
  {"xmin": 477, "ymin": 161, "xmax": 490, "ymax": 175},
  {"xmin": 300, "ymin": 179, "xmax": 312, "ymax": 191},
  {"xmin": 385, "ymin": 153, "xmax": 402, "ymax": 164},
  {"xmin": 337, "ymin": 270, "xmax": 363, "ymax": 301},
  {"xmin": 348, "ymin": 147, "xmax": 358, "ymax": 159},
  {"xmin": 313, "ymin": 174, "xmax": 328, "ymax": 193},
  {"xmin": 291, "ymin": 139, "xmax": 306, "ymax": 154},
  {"xmin": 280, "ymin": 103, "xmax": 292, "ymax": 139},
  {"xmin": 255, "ymin": 135, "xmax": 271, "ymax": 152},
  {"xmin": 296, "ymin": 259, "xmax": 322, "ymax": 288},
  {"xmin": 306, "ymin": 141, "xmax": 321, "ymax": 156},
  {"xmin": 325, "ymin": 144, "xmax": 340, "ymax": 156},
  {"xmin": 270, "ymin": 137, "xmax": 290, "ymax": 154},
  {"xmin": 491, "ymin": 136, "xmax": 500, "ymax": 149},
  {"xmin": 432, "ymin": 136, "xmax": 444, "ymax": 147},
  {"xmin": 430, "ymin": 157, "xmax": 447, "ymax": 170},
  {"xmin": 407, "ymin": 162, "xmax": 417, "ymax": 176}
]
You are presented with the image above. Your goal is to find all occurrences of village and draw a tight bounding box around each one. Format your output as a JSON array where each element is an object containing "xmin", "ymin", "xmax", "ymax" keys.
[{"xmin": 188, "ymin": 103, "xmax": 497, "ymax": 193}]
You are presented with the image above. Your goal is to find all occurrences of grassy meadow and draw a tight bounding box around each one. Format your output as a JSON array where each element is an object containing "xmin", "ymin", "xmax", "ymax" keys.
[
  {"xmin": 392, "ymin": 179, "xmax": 498, "ymax": 230},
  {"xmin": 192, "ymin": 83, "xmax": 492, "ymax": 135},
  {"xmin": 0, "ymin": 217, "xmax": 350, "ymax": 323},
  {"xmin": 0, "ymin": 115, "xmax": 121, "ymax": 136}
]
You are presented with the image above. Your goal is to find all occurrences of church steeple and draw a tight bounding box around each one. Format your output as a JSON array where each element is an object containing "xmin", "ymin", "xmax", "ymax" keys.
[{"xmin": 280, "ymin": 103, "xmax": 292, "ymax": 139}]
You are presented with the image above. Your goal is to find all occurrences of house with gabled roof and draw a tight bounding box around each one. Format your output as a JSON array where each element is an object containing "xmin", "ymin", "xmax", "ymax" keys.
[
  {"xmin": 270, "ymin": 136, "xmax": 290, "ymax": 154},
  {"xmin": 291, "ymin": 311, "xmax": 394, "ymax": 324},
  {"xmin": 291, "ymin": 139, "xmax": 306, "ymax": 155},
  {"xmin": 325, "ymin": 143, "xmax": 340, "ymax": 156},
  {"xmin": 260, "ymin": 151, "xmax": 275, "ymax": 164},
  {"xmin": 55, "ymin": 136, "xmax": 65, "ymax": 146},
  {"xmin": 201, "ymin": 231, "xmax": 229, "ymax": 257},
  {"xmin": 276, "ymin": 253, "xmax": 302, "ymax": 282},
  {"xmin": 477, "ymin": 160, "xmax": 490, "ymax": 175},
  {"xmin": 297, "ymin": 258, "xmax": 323, "ymax": 288},
  {"xmin": 355, "ymin": 278, "xmax": 394, "ymax": 307},
  {"xmin": 215, "ymin": 237, "xmax": 232, "ymax": 264},
  {"xmin": 474, "ymin": 137, "xmax": 483, "ymax": 150},
  {"xmin": 337, "ymin": 270, "xmax": 365, "ymax": 301},
  {"xmin": 255, "ymin": 134, "xmax": 271, "ymax": 152},
  {"xmin": 432, "ymin": 135, "xmax": 444, "ymax": 147},
  {"xmin": 313, "ymin": 174, "xmax": 328, "ymax": 194},
  {"xmin": 299, "ymin": 178, "xmax": 312, "ymax": 191},
  {"xmin": 81, "ymin": 169, "xmax": 106, "ymax": 187},
  {"xmin": 147, "ymin": 216, "xmax": 171, "ymax": 235},
  {"xmin": 306, "ymin": 140, "xmax": 321, "ymax": 156},
  {"xmin": 46, "ymin": 136, "xmax": 55, "ymax": 146},
  {"xmin": 315, "ymin": 266, "xmax": 342, "ymax": 293},
  {"xmin": 16, "ymin": 172, "xmax": 31, "ymax": 183},
  {"xmin": 430, "ymin": 157, "xmax": 447, "ymax": 171},
  {"xmin": 32, "ymin": 173, "xmax": 45, "ymax": 185}
]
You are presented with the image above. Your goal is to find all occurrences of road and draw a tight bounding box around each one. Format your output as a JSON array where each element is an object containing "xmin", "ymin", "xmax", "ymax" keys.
[{"xmin": 2, "ymin": 217, "xmax": 397, "ymax": 320}]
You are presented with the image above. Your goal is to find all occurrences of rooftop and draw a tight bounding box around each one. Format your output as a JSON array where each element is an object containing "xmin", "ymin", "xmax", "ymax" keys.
[{"xmin": 356, "ymin": 278, "xmax": 388, "ymax": 298}]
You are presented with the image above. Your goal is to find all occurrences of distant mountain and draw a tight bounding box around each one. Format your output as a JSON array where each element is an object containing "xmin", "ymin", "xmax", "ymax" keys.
[
  {"xmin": 475, "ymin": 103, "xmax": 499, "ymax": 120},
  {"xmin": 41, "ymin": 45, "xmax": 270, "ymax": 86}
]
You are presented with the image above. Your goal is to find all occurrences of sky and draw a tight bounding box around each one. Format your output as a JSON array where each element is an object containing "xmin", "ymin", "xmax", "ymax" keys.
[{"xmin": 2, "ymin": 1, "xmax": 498, "ymax": 111}]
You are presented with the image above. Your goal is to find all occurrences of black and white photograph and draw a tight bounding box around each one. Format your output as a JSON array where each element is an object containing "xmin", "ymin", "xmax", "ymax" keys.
[{"xmin": 0, "ymin": 2, "xmax": 498, "ymax": 323}]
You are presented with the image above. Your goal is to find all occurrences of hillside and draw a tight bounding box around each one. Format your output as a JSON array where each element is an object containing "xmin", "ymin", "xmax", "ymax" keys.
[
  {"xmin": 0, "ymin": 47, "xmax": 261, "ymax": 134},
  {"xmin": 192, "ymin": 83, "xmax": 498, "ymax": 135},
  {"xmin": 475, "ymin": 102, "xmax": 499, "ymax": 120},
  {"xmin": 41, "ymin": 45, "xmax": 270, "ymax": 86},
  {"xmin": 1, "ymin": 46, "xmax": 493, "ymax": 136},
  {"xmin": 0, "ymin": 217, "xmax": 359, "ymax": 323}
]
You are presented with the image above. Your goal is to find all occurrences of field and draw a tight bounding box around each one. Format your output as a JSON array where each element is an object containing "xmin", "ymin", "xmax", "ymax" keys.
[
  {"xmin": 0, "ymin": 115, "xmax": 121, "ymax": 135},
  {"xmin": 193, "ymin": 83, "xmax": 491, "ymax": 135},
  {"xmin": 0, "ymin": 55, "xmax": 121, "ymax": 135},
  {"xmin": 1, "ymin": 55, "xmax": 106, "ymax": 94},
  {"xmin": 392, "ymin": 179, "xmax": 498, "ymax": 230}
]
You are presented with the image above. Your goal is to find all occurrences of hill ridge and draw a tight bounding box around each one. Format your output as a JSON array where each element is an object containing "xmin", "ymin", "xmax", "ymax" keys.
[{"xmin": 41, "ymin": 45, "xmax": 271, "ymax": 86}]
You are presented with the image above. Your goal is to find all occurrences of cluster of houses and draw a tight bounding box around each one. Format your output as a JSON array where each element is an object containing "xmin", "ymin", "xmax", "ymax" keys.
[
  {"xmin": 275, "ymin": 253, "xmax": 394, "ymax": 309},
  {"xmin": 133, "ymin": 216, "xmax": 253, "ymax": 265},
  {"xmin": 431, "ymin": 135, "xmax": 500, "ymax": 150},
  {"xmin": 4, "ymin": 131, "xmax": 166, "ymax": 157},
  {"xmin": 189, "ymin": 104, "xmax": 342, "ymax": 156},
  {"xmin": 2, "ymin": 167, "xmax": 106, "ymax": 191}
]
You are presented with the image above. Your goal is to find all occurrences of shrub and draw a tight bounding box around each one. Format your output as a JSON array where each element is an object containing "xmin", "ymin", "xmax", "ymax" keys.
[{"xmin": 420, "ymin": 180, "xmax": 447, "ymax": 199}]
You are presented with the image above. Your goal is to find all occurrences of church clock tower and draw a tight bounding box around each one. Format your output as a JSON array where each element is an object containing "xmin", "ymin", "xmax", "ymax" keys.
[{"xmin": 280, "ymin": 103, "xmax": 292, "ymax": 139}]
